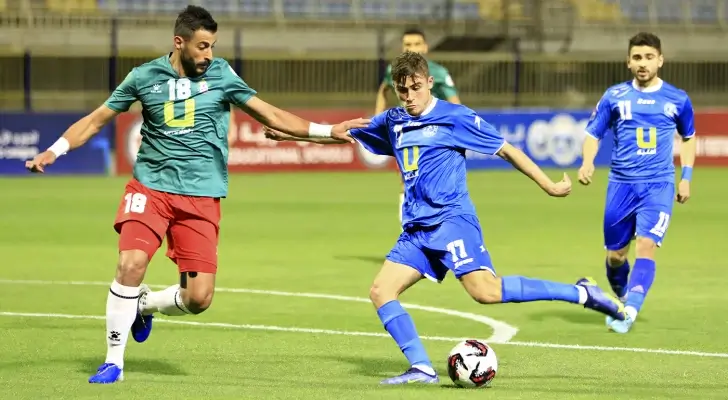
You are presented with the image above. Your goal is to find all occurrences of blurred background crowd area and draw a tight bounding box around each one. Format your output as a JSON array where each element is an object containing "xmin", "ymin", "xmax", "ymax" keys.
[{"xmin": 2, "ymin": 0, "xmax": 728, "ymax": 111}]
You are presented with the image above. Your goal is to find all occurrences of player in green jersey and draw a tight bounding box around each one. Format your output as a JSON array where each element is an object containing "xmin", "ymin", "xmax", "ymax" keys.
[
  {"xmin": 374, "ymin": 27, "xmax": 461, "ymax": 226},
  {"xmin": 25, "ymin": 5, "xmax": 366, "ymax": 384}
]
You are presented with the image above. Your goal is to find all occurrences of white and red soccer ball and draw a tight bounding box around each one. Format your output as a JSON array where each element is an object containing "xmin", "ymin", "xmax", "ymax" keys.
[{"xmin": 447, "ymin": 339, "xmax": 498, "ymax": 388}]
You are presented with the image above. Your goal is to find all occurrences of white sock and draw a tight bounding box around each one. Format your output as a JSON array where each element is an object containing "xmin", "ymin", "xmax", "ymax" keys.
[
  {"xmin": 625, "ymin": 305, "xmax": 638, "ymax": 321},
  {"xmin": 144, "ymin": 284, "xmax": 191, "ymax": 316},
  {"xmin": 398, "ymin": 192, "xmax": 404, "ymax": 225},
  {"xmin": 105, "ymin": 280, "xmax": 140, "ymax": 368},
  {"xmin": 576, "ymin": 285, "xmax": 588, "ymax": 305}
]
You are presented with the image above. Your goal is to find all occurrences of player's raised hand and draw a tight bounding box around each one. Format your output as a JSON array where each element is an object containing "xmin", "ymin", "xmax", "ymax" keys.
[
  {"xmin": 331, "ymin": 118, "xmax": 371, "ymax": 143},
  {"xmin": 578, "ymin": 163, "xmax": 595, "ymax": 185},
  {"xmin": 676, "ymin": 179, "xmax": 691, "ymax": 204},
  {"xmin": 25, "ymin": 150, "xmax": 57, "ymax": 173},
  {"xmin": 546, "ymin": 173, "xmax": 572, "ymax": 197}
]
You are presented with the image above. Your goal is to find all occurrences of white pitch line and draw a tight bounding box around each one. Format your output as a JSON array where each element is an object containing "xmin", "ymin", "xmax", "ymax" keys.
[
  {"xmin": 0, "ymin": 279, "xmax": 518, "ymax": 343},
  {"xmin": 2, "ymin": 311, "xmax": 728, "ymax": 359}
]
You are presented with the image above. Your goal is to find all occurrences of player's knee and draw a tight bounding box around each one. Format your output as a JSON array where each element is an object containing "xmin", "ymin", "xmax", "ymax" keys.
[
  {"xmin": 606, "ymin": 250, "xmax": 629, "ymax": 267},
  {"xmin": 116, "ymin": 250, "xmax": 149, "ymax": 285},
  {"xmin": 462, "ymin": 271, "xmax": 502, "ymax": 304},
  {"xmin": 184, "ymin": 288, "xmax": 214, "ymax": 314},
  {"xmin": 635, "ymin": 236, "xmax": 657, "ymax": 257},
  {"xmin": 369, "ymin": 281, "xmax": 398, "ymax": 308}
]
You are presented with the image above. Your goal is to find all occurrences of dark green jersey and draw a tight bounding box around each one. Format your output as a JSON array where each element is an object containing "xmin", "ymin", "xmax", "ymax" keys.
[
  {"xmin": 105, "ymin": 55, "xmax": 256, "ymax": 198},
  {"xmin": 383, "ymin": 59, "xmax": 458, "ymax": 100}
]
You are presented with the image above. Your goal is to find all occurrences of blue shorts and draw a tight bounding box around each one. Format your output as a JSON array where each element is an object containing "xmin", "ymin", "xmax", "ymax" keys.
[
  {"xmin": 386, "ymin": 214, "xmax": 496, "ymax": 283},
  {"xmin": 603, "ymin": 181, "xmax": 675, "ymax": 250}
]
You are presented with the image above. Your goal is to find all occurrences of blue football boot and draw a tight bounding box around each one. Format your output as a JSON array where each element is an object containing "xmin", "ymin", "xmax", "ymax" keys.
[
  {"xmin": 576, "ymin": 277, "xmax": 627, "ymax": 321},
  {"xmin": 380, "ymin": 367, "xmax": 439, "ymax": 385},
  {"xmin": 131, "ymin": 284, "xmax": 154, "ymax": 343},
  {"xmin": 89, "ymin": 363, "xmax": 123, "ymax": 384}
]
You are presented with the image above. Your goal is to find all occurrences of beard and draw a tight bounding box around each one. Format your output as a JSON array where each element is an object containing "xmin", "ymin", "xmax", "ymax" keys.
[{"xmin": 180, "ymin": 49, "xmax": 209, "ymax": 78}]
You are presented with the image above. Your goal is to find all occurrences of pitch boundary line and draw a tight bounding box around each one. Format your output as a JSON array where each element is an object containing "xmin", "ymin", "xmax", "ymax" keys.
[
  {"xmin": 0, "ymin": 278, "xmax": 518, "ymax": 343},
  {"xmin": 1, "ymin": 311, "xmax": 727, "ymax": 358},
  {"xmin": 2, "ymin": 279, "xmax": 728, "ymax": 359}
]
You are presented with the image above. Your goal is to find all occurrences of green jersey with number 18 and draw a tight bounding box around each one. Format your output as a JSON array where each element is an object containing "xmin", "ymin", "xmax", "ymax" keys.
[{"xmin": 104, "ymin": 54, "xmax": 257, "ymax": 198}]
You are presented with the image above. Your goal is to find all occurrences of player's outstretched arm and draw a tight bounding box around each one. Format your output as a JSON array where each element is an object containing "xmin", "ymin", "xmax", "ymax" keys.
[
  {"xmin": 496, "ymin": 142, "xmax": 572, "ymax": 197},
  {"xmin": 25, "ymin": 105, "xmax": 118, "ymax": 173},
  {"xmin": 238, "ymin": 97, "xmax": 369, "ymax": 142},
  {"xmin": 263, "ymin": 126, "xmax": 348, "ymax": 145}
]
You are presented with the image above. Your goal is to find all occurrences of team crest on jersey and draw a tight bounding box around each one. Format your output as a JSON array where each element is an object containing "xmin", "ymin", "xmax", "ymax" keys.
[
  {"xmin": 150, "ymin": 83, "xmax": 162, "ymax": 94},
  {"xmin": 422, "ymin": 125, "xmax": 438, "ymax": 137},
  {"xmin": 198, "ymin": 80, "xmax": 209, "ymax": 93},
  {"xmin": 663, "ymin": 102, "xmax": 677, "ymax": 118}
]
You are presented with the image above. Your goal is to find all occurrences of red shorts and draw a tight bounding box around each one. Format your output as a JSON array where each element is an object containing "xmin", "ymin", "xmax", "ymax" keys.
[{"xmin": 114, "ymin": 178, "xmax": 221, "ymax": 274}]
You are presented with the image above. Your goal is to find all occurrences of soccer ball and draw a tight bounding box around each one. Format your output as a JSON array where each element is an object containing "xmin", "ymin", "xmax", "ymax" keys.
[{"xmin": 446, "ymin": 339, "xmax": 498, "ymax": 388}]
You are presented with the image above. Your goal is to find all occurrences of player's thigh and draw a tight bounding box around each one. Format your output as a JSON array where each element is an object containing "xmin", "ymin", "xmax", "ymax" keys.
[
  {"xmin": 369, "ymin": 258, "xmax": 424, "ymax": 307},
  {"xmin": 385, "ymin": 230, "xmax": 441, "ymax": 283},
  {"xmin": 635, "ymin": 182, "xmax": 675, "ymax": 247},
  {"xmin": 166, "ymin": 196, "xmax": 221, "ymax": 274},
  {"xmin": 603, "ymin": 181, "xmax": 639, "ymax": 251},
  {"xmin": 114, "ymin": 178, "xmax": 172, "ymax": 259},
  {"xmin": 424, "ymin": 215, "xmax": 496, "ymax": 280}
]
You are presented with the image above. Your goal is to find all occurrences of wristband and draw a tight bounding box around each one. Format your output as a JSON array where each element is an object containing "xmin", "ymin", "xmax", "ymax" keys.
[
  {"xmin": 308, "ymin": 123, "xmax": 333, "ymax": 138},
  {"xmin": 681, "ymin": 166, "xmax": 693, "ymax": 182},
  {"xmin": 48, "ymin": 137, "xmax": 70, "ymax": 157}
]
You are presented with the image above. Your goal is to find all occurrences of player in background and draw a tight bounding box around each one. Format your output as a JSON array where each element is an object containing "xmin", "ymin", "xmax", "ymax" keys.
[
  {"xmin": 265, "ymin": 51, "xmax": 627, "ymax": 385},
  {"xmin": 374, "ymin": 28, "xmax": 461, "ymax": 227},
  {"xmin": 24, "ymin": 5, "xmax": 367, "ymax": 384},
  {"xmin": 578, "ymin": 32, "xmax": 696, "ymax": 334}
]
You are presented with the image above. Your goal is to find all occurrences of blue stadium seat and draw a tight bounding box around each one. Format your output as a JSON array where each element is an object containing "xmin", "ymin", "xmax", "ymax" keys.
[
  {"xmin": 320, "ymin": 0, "xmax": 352, "ymax": 18},
  {"xmin": 360, "ymin": 0, "xmax": 396, "ymax": 20},
  {"xmin": 689, "ymin": 0, "xmax": 719, "ymax": 23},
  {"xmin": 240, "ymin": 0, "xmax": 274, "ymax": 16},
  {"xmin": 452, "ymin": 2, "xmax": 482, "ymax": 20},
  {"xmin": 618, "ymin": 0, "xmax": 650, "ymax": 21}
]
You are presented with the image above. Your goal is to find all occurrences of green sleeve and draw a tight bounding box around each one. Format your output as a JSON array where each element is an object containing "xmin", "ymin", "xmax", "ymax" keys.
[
  {"xmin": 433, "ymin": 67, "xmax": 458, "ymax": 99},
  {"xmin": 104, "ymin": 69, "xmax": 138, "ymax": 112},
  {"xmin": 382, "ymin": 65, "xmax": 393, "ymax": 87},
  {"xmin": 223, "ymin": 63, "xmax": 257, "ymax": 106}
]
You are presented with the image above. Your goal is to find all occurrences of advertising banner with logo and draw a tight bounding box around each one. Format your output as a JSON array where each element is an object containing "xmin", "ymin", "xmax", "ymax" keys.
[
  {"xmin": 115, "ymin": 108, "xmax": 728, "ymax": 174},
  {"xmin": 688, "ymin": 111, "xmax": 728, "ymax": 166},
  {"xmin": 114, "ymin": 109, "xmax": 397, "ymax": 174},
  {"xmin": 464, "ymin": 110, "xmax": 614, "ymax": 169},
  {"xmin": 0, "ymin": 113, "xmax": 111, "ymax": 175}
]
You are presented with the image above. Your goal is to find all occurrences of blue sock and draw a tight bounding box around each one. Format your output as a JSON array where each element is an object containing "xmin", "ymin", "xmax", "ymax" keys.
[
  {"xmin": 606, "ymin": 259, "xmax": 630, "ymax": 298},
  {"xmin": 624, "ymin": 258, "xmax": 656, "ymax": 313},
  {"xmin": 376, "ymin": 300, "xmax": 433, "ymax": 370},
  {"xmin": 501, "ymin": 276, "xmax": 581, "ymax": 304}
]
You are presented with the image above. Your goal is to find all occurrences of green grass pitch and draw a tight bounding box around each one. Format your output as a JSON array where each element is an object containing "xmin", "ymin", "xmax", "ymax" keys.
[{"xmin": 1, "ymin": 169, "xmax": 727, "ymax": 399}]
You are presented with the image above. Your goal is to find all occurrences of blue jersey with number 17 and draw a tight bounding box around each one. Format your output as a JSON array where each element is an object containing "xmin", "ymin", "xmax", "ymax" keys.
[
  {"xmin": 585, "ymin": 79, "xmax": 695, "ymax": 183},
  {"xmin": 349, "ymin": 98, "xmax": 505, "ymax": 228}
]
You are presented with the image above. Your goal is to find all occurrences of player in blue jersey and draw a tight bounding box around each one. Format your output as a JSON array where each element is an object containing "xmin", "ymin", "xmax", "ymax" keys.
[
  {"xmin": 264, "ymin": 51, "xmax": 627, "ymax": 385},
  {"xmin": 578, "ymin": 32, "xmax": 696, "ymax": 334}
]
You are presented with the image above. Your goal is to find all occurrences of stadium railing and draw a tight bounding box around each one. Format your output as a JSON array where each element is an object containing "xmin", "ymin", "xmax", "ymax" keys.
[{"xmin": 2, "ymin": 52, "xmax": 728, "ymax": 111}]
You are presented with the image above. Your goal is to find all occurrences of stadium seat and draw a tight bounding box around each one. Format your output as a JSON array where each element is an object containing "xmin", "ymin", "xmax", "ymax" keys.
[
  {"xmin": 47, "ymin": 0, "xmax": 97, "ymax": 12},
  {"xmin": 569, "ymin": 0, "xmax": 623, "ymax": 22},
  {"xmin": 472, "ymin": 0, "xmax": 526, "ymax": 21}
]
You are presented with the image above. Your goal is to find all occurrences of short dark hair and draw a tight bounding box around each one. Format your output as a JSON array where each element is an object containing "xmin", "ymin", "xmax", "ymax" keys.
[
  {"xmin": 174, "ymin": 5, "xmax": 218, "ymax": 39},
  {"xmin": 628, "ymin": 32, "xmax": 661, "ymax": 54},
  {"xmin": 391, "ymin": 51, "xmax": 430, "ymax": 86},
  {"xmin": 402, "ymin": 27, "xmax": 426, "ymax": 41}
]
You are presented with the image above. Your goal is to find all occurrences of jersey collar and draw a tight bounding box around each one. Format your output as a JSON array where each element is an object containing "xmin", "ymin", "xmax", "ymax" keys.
[
  {"xmin": 419, "ymin": 97, "xmax": 438, "ymax": 117},
  {"xmin": 631, "ymin": 78, "xmax": 663, "ymax": 93}
]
